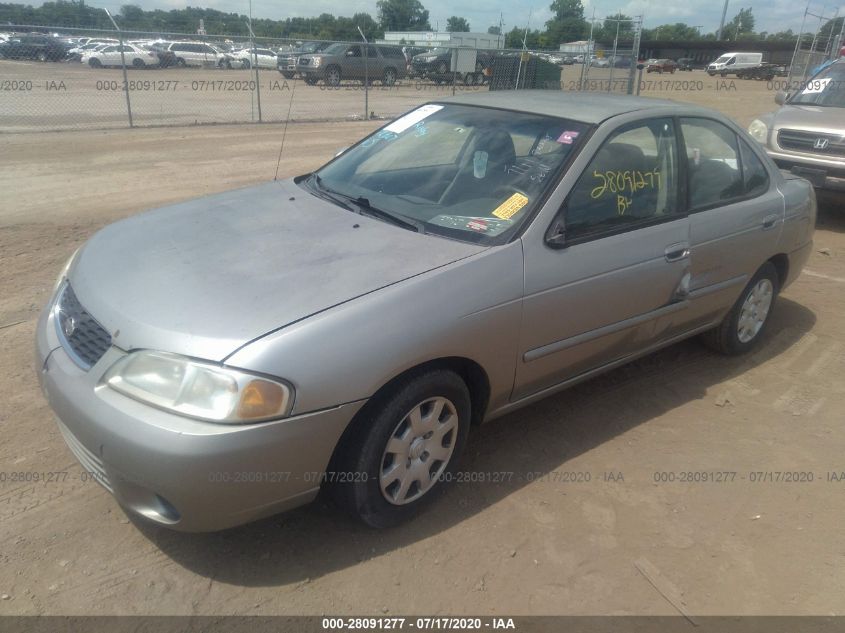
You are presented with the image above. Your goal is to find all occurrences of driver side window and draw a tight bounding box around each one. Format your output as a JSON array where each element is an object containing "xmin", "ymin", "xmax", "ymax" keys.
[{"xmin": 563, "ymin": 118, "xmax": 679, "ymax": 242}]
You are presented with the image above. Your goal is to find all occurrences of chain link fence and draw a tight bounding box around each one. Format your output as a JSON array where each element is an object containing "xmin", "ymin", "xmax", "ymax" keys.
[{"xmin": 0, "ymin": 23, "xmax": 648, "ymax": 133}]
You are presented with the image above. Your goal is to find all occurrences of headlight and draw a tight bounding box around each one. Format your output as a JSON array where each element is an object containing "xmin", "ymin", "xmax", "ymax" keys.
[
  {"xmin": 103, "ymin": 351, "xmax": 293, "ymax": 423},
  {"xmin": 312, "ymin": 56, "xmax": 321, "ymax": 67},
  {"xmin": 54, "ymin": 247, "xmax": 80, "ymax": 291},
  {"xmin": 748, "ymin": 119, "xmax": 768, "ymax": 144}
]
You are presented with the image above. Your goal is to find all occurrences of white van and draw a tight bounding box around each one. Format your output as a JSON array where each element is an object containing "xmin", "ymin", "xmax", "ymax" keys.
[{"xmin": 707, "ymin": 51, "xmax": 763, "ymax": 76}]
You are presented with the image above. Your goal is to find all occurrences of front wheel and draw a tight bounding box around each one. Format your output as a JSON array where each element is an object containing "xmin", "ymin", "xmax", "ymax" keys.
[
  {"xmin": 383, "ymin": 67, "xmax": 397, "ymax": 86},
  {"xmin": 132, "ymin": 58, "xmax": 145, "ymax": 68},
  {"xmin": 88, "ymin": 58, "xmax": 101, "ymax": 68},
  {"xmin": 37, "ymin": 51, "xmax": 47, "ymax": 62},
  {"xmin": 331, "ymin": 369, "xmax": 471, "ymax": 528},
  {"xmin": 702, "ymin": 262, "xmax": 779, "ymax": 355},
  {"xmin": 325, "ymin": 66, "xmax": 341, "ymax": 86}
]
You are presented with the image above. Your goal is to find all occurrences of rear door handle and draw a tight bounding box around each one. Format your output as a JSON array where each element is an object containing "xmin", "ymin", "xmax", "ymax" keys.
[
  {"xmin": 762, "ymin": 214, "xmax": 780, "ymax": 230},
  {"xmin": 665, "ymin": 242, "xmax": 690, "ymax": 263}
]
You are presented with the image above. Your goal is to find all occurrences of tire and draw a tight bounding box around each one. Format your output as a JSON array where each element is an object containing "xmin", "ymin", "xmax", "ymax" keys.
[
  {"xmin": 37, "ymin": 51, "xmax": 47, "ymax": 62},
  {"xmin": 325, "ymin": 66, "xmax": 341, "ymax": 87},
  {"xmin": 331, "ymin": 369, "xmax": 472, "ymax": 528},
  {"xmin": 437, "ymin": 61, "xmax": 448, "ymax": 75},
  {"xmin": 304, "ymin": 76, "xmax": 318, "ymax": 85},
  {"xmin": 383, "ymin": 67, "xmax": 396, "ymax": 86},
  {"xmin": 132, "ymin": 58, "xmax": 144, "ymax": 68},
  {"xmin": 88, "ymin": 58, "xmax": 101, "ymax": 68},
  {"xmin": 720, "ymin": 70, "xmax": 727, "ymax": 77},
  {"xmin": 463, "ymin": 72, "xmax": 475, "ymax": 86},
  {"xmin": 707, "ymin": 71, "xmax": 716, "ymax": 76},
  {"xmin": 701, "ymin": 262, "xmax": 779, "ymax": 355},
  {"xmin": 281, "ymin": 70, "xmax": 294, "ymax": 79},
  {"xmin": 241, "ymin": 59, "xmax": 251, "ymax": 69}
]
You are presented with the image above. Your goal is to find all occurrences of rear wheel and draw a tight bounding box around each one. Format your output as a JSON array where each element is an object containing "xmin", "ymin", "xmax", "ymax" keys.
[
  {"xmin": 702, "ymin": 262, "xmax": 779, "ymax": 355},
  {"xmin": 176, "ymin": 57, "xmax": 186, "ymax": 67},
  {"xmin": 331, "ymin": 369, "xmax": 471, "ymax": 528},
  {"xmin": 242, "ymin": 59, "xmax": 251, "ymax": 69},
  {"xmin": 88, "ymin": 58, "xmax": 101, "ymax": 68},
  {"xmin": 383, "ymin": 67, "xmax": 397, "ymax": 86},
  {"xmin": 437, "ymin": 61, "xmax": 448, "ymax": 75},
  {"xmin": 37, "ymin": 51, "xmax": 47, "ymax": 62},
  {"xmin": 132, "ymin": 58, "xmax": 144, "ymax": 68}
]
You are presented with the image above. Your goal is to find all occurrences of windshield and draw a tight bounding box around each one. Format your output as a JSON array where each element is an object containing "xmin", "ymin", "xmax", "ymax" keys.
[
  {"xmin": 789, "ymin": 62, "xmax": 845, "ymax": 107},
  {"xmin": 310, "ymin": 103, "xmax": 590, "ymax": 245},
  {"xmin": 713, "ymin": 55, "xmax": 730, "ymax": 64}
]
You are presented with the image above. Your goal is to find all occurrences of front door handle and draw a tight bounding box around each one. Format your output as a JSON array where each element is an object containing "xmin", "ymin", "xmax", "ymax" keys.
[{"xmin": 665, "ymin": 242, "xmax": 690, "ymax": 263}]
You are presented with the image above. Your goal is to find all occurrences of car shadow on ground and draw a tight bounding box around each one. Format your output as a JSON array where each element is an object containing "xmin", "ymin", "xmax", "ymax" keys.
[
  {"xmin": 817, "ymin": 194, "xmax": 845, "ymax": 233},
  {"xmin": 135, "ymin": 298, "xmax": 816, "ymax": 587}
]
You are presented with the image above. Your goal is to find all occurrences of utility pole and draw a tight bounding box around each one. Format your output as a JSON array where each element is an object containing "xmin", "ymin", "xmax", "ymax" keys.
[
  {"xmin": 104, "ymin": 9, "xmax": 132, "ymax": 128},
  {"xmin": 717, "ymin": 0, "xmax": 729, "ymax": 40}
]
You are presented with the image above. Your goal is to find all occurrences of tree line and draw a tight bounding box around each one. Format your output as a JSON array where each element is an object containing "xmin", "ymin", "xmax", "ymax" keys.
[{"xmin": 0, "ymin": 0, "xmax": 841, "ymax": 47}]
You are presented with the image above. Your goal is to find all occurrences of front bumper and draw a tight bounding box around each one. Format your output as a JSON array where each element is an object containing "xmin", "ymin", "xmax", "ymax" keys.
[
  {"xmin": 36, "ymin": 299, "xmax": 364, "ymax": 532},
  {"xmin": 769, "ymin": 149, "xmax": 845, "ymax": 192}
]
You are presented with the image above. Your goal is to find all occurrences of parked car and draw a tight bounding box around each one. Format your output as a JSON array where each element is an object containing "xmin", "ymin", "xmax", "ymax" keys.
[
  {"xmin": 0, "ymin": 34, "xmax": 71, "ymax": 61},
  {"xmin": 277, "ymin": 40, "xmax": 334, "ymax": 79},
  {"xmin": 735, "ymin": 63, "xmax": 783, "ymax": 81},
  {"xmin": 411, "ymin": 47, "xmax": 492, "ymax": 84},
  {"xmin": 66, "ymin": 41, "xmax": 114, "ymax": 62},
  {"xmin": 299, "ymin": 43, "xmax": 408, "ymax": 86},
  {"xmin": 225, "ymin": 46, "xmax": 277, "ymax": 69},
  {"xmin": 82, "ymin": 43, "xmax": 160, "ymax": 68},
  {"xmin": 38, "ymin": 92, "xmax": 815, "ymax": 532},
  {"xmin": 748, "ymin": 58, "xmax": 845, "ymax": 192},
  {"xmin": 158, "ymin": 41, "xmax": 224, "ymax": 67},
  {"xmin": 677, "ymin": 57, "xmax": 695, "ymax": 71},
  {"xmin": 707, "ymin": 51, "xmax": 763, "ymax": 76},
  {"xmin": 590, "ymin": 57, "xmax": 610, "ymax": 68},
  {"xmin": 646, "ymin": 58, "xmax": 677, "ymax": 73},
  {"xmin": 560, "ymin": 55, "xmax": 575, "ymax": 65}
]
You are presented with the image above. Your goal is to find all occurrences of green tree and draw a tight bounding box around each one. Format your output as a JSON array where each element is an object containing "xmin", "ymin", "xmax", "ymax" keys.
[
  {"xmin": 446, "ymin": 15, "xmax": 469, "ymax": 32},
  {"xmin": 602, "ymin": 12, "xmax": 633, "ymax": 40},
  {"xmin": 376, "ymin": 0, "xmax": 430, "ymax": 32},
  {"xmin": 545, "ymin": 0, "xmax": 587, "ymax": 46},
  {"xmin": 722, "ymin": 7, "xmax": 755, "ymax": 40},
  {"xmin": 487, "ymin": 25, "xmax": 501, "ymax": 35}
]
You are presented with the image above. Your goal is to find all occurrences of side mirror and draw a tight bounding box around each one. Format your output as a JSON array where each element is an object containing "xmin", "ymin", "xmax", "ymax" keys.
[
  {"xmin": 334, "ymin": 146, "xmax": 349, "ymax": 157},
  {"xmin": 545, "ymin": 217, "xmax": 567, "ymax": 249},
  {"xmin": 775, "ymin": 90, "xmax": 787, "ymax": 105}
]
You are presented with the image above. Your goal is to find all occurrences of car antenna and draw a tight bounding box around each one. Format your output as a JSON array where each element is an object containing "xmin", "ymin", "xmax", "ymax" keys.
[{"xmin": 273, "ymin": 67, "xmax": 299, "ymax": 181}]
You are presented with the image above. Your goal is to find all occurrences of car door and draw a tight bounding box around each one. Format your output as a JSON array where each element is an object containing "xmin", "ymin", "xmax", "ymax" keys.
[
  {"xmin": 514, "ymin": 117, "xmax": 691, "ymax": 400},
  {"xmin": 100, "ymin": 45, "xmax": 120, "ymax": 65},
  {"xmin": 343, "ymin": 44, "xmax": 364, "ymax": 79},
  {"xmin": 680, "ymin": 117, "xmax": 783, "ymax": 330}
]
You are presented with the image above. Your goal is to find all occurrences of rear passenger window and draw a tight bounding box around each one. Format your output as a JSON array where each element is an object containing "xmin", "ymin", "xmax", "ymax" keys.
[
  {"xmin": 681, "ymin": 118, "xmax": 744, "ymax": 209},
  {"xmin": 564, "ymin": 118, "xmax": 679, "ymax": 241},
  {"xmin": 739, "ymin": 139, "xmax": 769, "ymax": 197}
]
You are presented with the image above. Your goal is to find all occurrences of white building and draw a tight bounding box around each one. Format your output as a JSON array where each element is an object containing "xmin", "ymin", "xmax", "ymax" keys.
[{"xmin": 379, "ymin": 31, "xmax": 504, "ymax": 49}]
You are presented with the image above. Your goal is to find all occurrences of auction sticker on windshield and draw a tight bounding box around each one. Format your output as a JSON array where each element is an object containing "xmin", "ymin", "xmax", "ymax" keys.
[
  {"xmin": 384, "ymin": 105, "xmax": 445, "ymax": 134},
  {"xmin": 492, "ymin": 193, "xmax": 529, "ymax": 220}
]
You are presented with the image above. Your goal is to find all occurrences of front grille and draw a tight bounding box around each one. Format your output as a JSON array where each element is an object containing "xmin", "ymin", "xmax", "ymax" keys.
[
  {"xmin": 777, "ymin": 129, "xmax": 845, "ymax": 157},
  {"xmin": 57, "ymin": 419, "xmax": 112, "ymax": 493},
  {"xmin": 54, "ymin": 283, "xmax": 112, "ymax": 370}
]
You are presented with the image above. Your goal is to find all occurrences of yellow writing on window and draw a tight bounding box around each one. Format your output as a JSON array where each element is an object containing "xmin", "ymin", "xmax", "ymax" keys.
[{"xmin": 591, "ymin": 168, "xmax": 661, "ymax": 200}]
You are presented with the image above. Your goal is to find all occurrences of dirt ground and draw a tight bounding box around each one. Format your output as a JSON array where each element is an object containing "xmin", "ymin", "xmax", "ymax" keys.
[{"xmin": 1, "ymin": 89, "xmax": 845, "ymax": 617}]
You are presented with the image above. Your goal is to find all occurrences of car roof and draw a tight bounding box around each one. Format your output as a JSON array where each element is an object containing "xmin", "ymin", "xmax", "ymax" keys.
[{"xmin": 438, "ymin": 91, "xmax": 699, "ymax": 124}]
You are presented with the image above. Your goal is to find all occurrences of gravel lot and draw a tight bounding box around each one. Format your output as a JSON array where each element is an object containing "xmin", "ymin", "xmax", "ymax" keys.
[{"xmin": 1, "ymin": 73, "xmax": 845, "ymax": 616}]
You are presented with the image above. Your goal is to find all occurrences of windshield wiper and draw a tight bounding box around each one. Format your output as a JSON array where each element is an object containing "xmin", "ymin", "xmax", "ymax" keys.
[{"xmin": 308, "ymin": 174, "xmax": 425, "ymax": 233}]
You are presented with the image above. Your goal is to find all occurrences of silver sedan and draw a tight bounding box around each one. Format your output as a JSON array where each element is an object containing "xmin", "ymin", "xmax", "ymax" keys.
[{"xmin": 37, "ymin": 91, "xmax": 816, "ymax": 531}]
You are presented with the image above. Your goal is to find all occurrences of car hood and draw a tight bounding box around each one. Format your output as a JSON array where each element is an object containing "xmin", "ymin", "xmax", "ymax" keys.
[
  {"xmin": 69, "ymin": 179, "xmax": 485, "ymax": 362},
  {"xmin": 772, "ymin": 104, "xmax": 845, "ymax": 133}
]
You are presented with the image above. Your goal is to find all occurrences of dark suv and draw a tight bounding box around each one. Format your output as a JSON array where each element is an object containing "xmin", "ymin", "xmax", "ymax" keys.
[
  {"xmin": 0, "ymin": 35, "xmax": 71, "ymax": 62},
  {"xmin": 297, "ymin": 43, "xmax": 407, "ymax": 86}
]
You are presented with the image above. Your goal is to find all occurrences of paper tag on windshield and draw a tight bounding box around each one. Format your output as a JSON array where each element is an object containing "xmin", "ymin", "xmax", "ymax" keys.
[
  {"xmin": 492, "ymin": 193, "xmax": 529, "ymax": 220},
  {"xmin": 801, "ymin": 77, "xmax": 831, "ymax": 94},
  {"xmin": 384, "ymin": 104, "xmax": 444, "ymax": 134}
]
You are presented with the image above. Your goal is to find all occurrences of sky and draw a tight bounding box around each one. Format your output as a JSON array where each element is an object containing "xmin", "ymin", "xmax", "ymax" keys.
[{"xmin": 86, "ymin": 0, "xmax": 842, "ymax": 36}]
